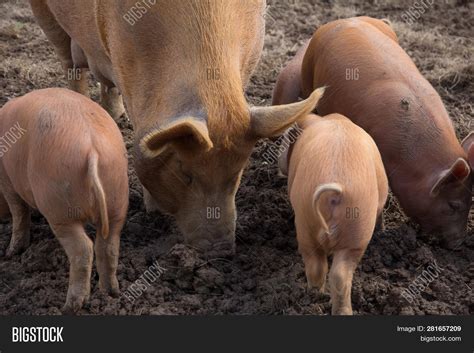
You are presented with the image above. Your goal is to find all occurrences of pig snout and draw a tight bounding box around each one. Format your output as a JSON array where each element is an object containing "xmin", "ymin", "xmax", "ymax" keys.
[
  {"xmin": 188, "ymin": 232, "xmax": 236, "ymax": 256},
  {"xmin": 418, "ymin": 218, "xmax": 468, "ymax": 250},
  {"xmin": 438, "ymin": 222, "xmax": 468, "ymax": 250},
  {"xmin": 441, "ymin": 234, "xmax": 465, "ymax": 250},
  {"xmin": 186, "ymin": 227, "xmax": 236, "ymax": 256},
  {"xmin": 176, "ymin": 205, "xmax": 237, "ymax": 256}
]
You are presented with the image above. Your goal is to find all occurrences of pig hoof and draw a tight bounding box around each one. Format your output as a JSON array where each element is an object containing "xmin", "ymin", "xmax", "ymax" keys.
[
  {"xmin": 62, "ymin": 295, "xmax": 87, "ymax": 315},
  {"xmin": 332, "ymin": 307, "xmax": 353, "ymax": 316},
  {"xmin": 61, "ymin": 298, "xmax": 83, "ymax": 315},
  {"xmin": 100, "ymin": 287, "xmax": 120, "ymax": 298},
  {"xmin": 109, "ymin": 287, "xmax": 120, "ymax": 298},
  {"xmin": 99, "ymin": 280, "xmax": 120, "ymax": 298},
  {"xmin": 99, "ymin": 278, "xmax": 120, "ymax": 298},
  {"xmin": 306, "ymin": 278, "xmax": 326, "ymax": 293}
]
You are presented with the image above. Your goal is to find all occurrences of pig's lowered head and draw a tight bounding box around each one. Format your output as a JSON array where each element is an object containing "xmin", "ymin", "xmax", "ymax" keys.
[
  {"xmin": 402, "ymin": 135, "xmax": 473, "ymax": 249},
  {"xmin": 134, "ymin": 89, "xmax": 325, "ymax": 254}
]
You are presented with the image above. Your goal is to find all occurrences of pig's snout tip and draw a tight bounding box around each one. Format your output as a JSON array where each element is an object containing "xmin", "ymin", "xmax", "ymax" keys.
[
  {"xmin": 187, "ymin": 235, "xmax": 236, "ymax": 257},
  {"xmin": 441, "ymin": 234, "xmax": 465, "ymax": 250}
]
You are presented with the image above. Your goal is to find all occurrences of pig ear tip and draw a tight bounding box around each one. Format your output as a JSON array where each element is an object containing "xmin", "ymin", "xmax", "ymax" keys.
[
  {"xmin": 139, "ymin": 132, "xmax": 163, "ymax": 158},
  {"xmin": 308, "ymin": 87, "xmax": 326, "ymax": 102},
  {"xmin": 315, "ymin": 86, "xmax": 327, "ymax": 94}
]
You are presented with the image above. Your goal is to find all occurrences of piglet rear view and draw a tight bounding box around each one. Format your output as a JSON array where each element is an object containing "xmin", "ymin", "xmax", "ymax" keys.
[
  {"xmin": 280, "ymin": 113, "xmax": 388, "ymax": 315},
  {"xmin": 0, "ymin": 88, "xmax": 129, "ymax": 313}
]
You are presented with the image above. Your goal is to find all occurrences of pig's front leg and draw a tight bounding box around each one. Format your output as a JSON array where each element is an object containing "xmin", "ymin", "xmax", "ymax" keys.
[
  {"xmin": 52, "ymin": 223, "xmax": 93, "ymax": 314},
  {"xmin": 4, "ymin": 193, "xmax": 31, "ymax": 258},
  {"xmin": 100, "ymin": 83, "xmax": 125, "ymax": 122},
  {"xmin": 64, "ymin": 62, "xmax": 89, "ymax": 98}
]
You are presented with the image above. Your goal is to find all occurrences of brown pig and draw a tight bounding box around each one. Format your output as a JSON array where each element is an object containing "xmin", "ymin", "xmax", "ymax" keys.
[
  {"xmin": 0, "ymin": 88, "xmax": 129, "ymax": 313},
  {"xmin": 30, "ymin": 0, "xmax": 325, "ymax": 253},
  {"xmin": 274, "ymin": 16, "xmax": 472, "ymax": 248},
  {"xmin": 279, "ymin": 113, "xmax": 388, "ymax": 315}
]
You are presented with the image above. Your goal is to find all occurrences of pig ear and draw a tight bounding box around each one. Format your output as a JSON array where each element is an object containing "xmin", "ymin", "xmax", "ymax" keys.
[
  {"xmin": 430, "ymin": 158, "xmax": 471, "ymax": 196},
  {"xmin": 140, "ymin": 117, "xmax": 213, "ymax": 158},
  {"xmin": 461, "ymin": 132, "xmax": 474, "ymax": 168},
  {"xmin": 249, "ymin": 87, "xmax": 325, "ymax": 138}
]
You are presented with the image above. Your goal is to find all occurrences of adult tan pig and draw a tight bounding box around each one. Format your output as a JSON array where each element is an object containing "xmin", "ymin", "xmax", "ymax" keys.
[
  {"xmin": 0, "ymin": 88, "xmax": 129, "ymax": 313},
  {"xmin": 274, "ymin": 17, "xmax": 472, "ymax": 248},
  {"xmin": 279, "ymin": 113, "xmax": 388, "ymax": 315},
  {"xmin": 30, "ymin": 0, "xmax": 324, "ymax": 253}
]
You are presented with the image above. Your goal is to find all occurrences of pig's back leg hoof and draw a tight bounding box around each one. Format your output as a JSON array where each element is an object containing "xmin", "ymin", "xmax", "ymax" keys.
[
  {"xmin": 100, "ymin": 83, "xmax": 126, "ymax": 122},
  {"xmin": 329, "ymin": 249, "xmax": 364, "ymax": 316},
  {"xmin": 94, "ymin": 220, "xmax": 123, "ymax": 298},
  {"xmin": 4, "ymin": 193, "xmax": 31, "ymax": 258},
  {"xmin": 300, "ymin": 248, "xmax": 328, "ymax": 292},
  {"xmin": 52, "ymin": 223, "xmax": 93, "ymax": 314}
]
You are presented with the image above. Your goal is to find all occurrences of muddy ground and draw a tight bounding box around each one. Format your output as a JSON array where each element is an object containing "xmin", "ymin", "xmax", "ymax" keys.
[{"xmin": 0, "ymin": 0, "xmax": 472, "ymax": 315}]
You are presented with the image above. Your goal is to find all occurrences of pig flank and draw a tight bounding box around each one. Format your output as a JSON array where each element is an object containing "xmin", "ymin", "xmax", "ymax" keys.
[
  {"xmin": 296, "ymin": 17, "xmax": 472, "ymax": 247},
  {"xmin": 30, "ymin": 0, "xmax": 324, "ymax": 251},
  {"xmin": 281, "ymin": 114, "xmax": 388, "ymax": 315},
  {"xmin": 0, "ymin": 88, "xmax": 129, "ymax": 313}
]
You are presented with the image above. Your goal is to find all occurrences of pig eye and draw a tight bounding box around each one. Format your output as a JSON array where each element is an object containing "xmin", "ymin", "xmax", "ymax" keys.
[
  {"xmin": 183, "ymin": 173, "xmax": 193, "ymax": 185},
  {"xmin": 178, "ymin": 161, "xmax": 193, "ymax": 185},
  {"xmin": 448, "ymin": 201, "xmax": 461, "ymax": 213}
]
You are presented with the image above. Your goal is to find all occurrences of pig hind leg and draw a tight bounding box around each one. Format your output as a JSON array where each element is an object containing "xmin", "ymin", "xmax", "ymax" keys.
[
  {"xmin": 302, "ymin": 249, "xmax": 328, "ymax": 292},
  {"xmin": 297, "ymin": 223, "xmax": 328, "ymax": 291},
  {"xmin": 329, "ymin": 249, "xmax": 364, "ymax": 315},
  {"xmin": 4, "ymin": 192, "xmax": 31, "ymax": 258},
  {"xmin": 94, "ymin": 219, "xmax": 123, "ymax": 297},
  {"xmin": 51, "ymin": 223, "xmax": 93, "ymax": 314}
]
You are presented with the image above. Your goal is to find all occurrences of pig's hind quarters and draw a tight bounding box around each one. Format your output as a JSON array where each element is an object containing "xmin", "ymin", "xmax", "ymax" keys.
[
  {"xmin": 304, "ymin": 183, "xmax": 375, "ymax": 315},
  {"xmin": 296, "ymin": 183, "xmax": 344, "ymax": 293}
]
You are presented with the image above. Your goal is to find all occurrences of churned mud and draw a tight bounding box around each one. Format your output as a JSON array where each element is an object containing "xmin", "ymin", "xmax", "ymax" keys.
[{"xmin": 0, "ymin": 0, "xmax": 472, "ymax": 315}]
